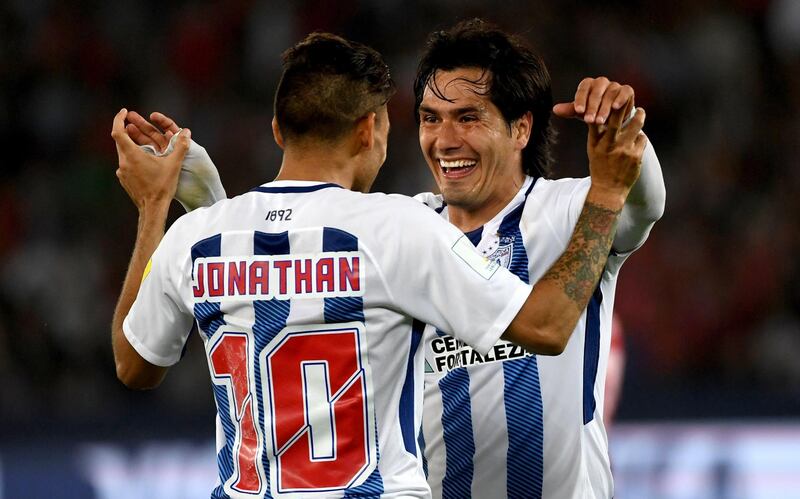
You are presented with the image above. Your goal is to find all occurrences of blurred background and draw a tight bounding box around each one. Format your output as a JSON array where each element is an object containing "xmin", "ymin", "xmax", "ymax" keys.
[{"xmin": 1, "ymin": 0, "xmax": 799, "ymax": 497}]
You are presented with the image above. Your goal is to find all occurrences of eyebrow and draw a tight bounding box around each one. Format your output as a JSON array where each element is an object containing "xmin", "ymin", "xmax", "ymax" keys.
[{"xmin": 418, "ymin": 105, "xmax": 484, "ymax": 116}]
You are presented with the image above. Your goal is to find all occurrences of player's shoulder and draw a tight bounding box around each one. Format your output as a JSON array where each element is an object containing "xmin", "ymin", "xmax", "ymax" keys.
[
  {"xmin": 363, "ymin": 191, "xmax": 443, "ymax": 218},
  {"xmin": 529, "ymin": 176, "xmax": 590, "ymax": 200},
  {"xmin": 164, "ymin": 190, "xmax": 259, "ymax": 244},
  {"xmin": 525, "ymin": 176, "xmax": 590, "ymax": 210},
  {"xmin": 411, "ymin": 191, "xmax": 444, "ymax": 211}
]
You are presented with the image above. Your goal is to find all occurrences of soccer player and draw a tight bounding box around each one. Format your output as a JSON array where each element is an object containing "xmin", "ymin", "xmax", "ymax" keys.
[
  {"xmin": 413, "ymin": 20, "xmax": 665, "ymax": 498},
  {"xmin": 111, "ymin": 32, "xmax": 643, "ymax": 499}
]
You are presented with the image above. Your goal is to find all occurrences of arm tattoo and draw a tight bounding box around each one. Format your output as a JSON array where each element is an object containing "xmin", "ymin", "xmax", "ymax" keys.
[{"xmin": 540, "ymin": 201, "xmax": 621, "ymax": 308}]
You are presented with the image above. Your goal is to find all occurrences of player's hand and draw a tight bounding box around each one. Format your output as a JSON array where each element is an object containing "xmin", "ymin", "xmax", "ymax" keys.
[
  {"xmin": 120, "ymin": 110, "xmax": 227, "ymax": 212},
  {"xmin": 111, "ymin": 108, "xmax": 191, "ymax": 211},
  {"xmin": 126, "ymin": 111, "xmax": 181, "ymax": 153},
  {"xmin": 585, "ymin": 102, "xmax": 647, "ymax": 205},
  {"xmin": 552, "ymin": 77, "xmax": 634, "ymax": 125}
]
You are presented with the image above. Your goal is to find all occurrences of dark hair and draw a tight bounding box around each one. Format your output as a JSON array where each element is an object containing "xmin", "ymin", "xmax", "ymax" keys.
[
  {"xmin": 414, "ymin": 19, "xmax": 555, "ymax": 178},
  {"xmin": 275, "ymin": 32, "xmax": 396, "ymax": 144}
]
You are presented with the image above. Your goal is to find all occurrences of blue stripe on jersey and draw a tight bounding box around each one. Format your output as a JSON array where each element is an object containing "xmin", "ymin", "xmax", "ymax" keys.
[
  {"xmin": 503, "ymin": 358, "xmax": 544, "ymax": 499},
  {"xmin": 464, "ymin": 226, "xmax": 483, "ymax": 246},
  {"xmin": 399, "ymin": 320, "xmax": 425, "ymax": 456},
  {"xmin": 439, "ymin": 363, "xmax": 475, "ymax": 498},
  {"xmin": 191, "ymin": 234, "xmax": 224, "ymax": 341},
  {"xmin": 322, "ymin": 227, "xmax": 384, "ymax": 498},
  {"xmin": 498, "ymin": 181, "xmax": 535, "ymax": 235},
  {"xmin": 583, "ymin": 285, "xmax": 604, "ymax": 425},
  {"xmin": 419, "ymin": 430, "xmax": 429, "ymax": 478},
  {"xmin": 190, "ymin": 235, "xmax": 235, "ymax": 499},
  {"xmin": 500, "ymin": 185, "xmax": 544, "ymax": 499},
  {"xmin": 252, "ymin": 183, "xmax": 342, "ymax": 194},
  {"xmin": 253, "ymin": 231, "xmax": 293, "ymax": 498}
]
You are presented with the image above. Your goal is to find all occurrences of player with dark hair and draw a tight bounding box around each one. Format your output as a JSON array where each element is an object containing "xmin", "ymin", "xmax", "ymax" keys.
[
  {"xmin": 412, "ymin": 19, "xmax": 664, "ymax": 498},
  {"xmin": 111, "ymin": 31, "xmax": 644, "ymax": 498},
  {"xmin": 414, "ymin": 20, "xmax": 556, "ymax": 180}
]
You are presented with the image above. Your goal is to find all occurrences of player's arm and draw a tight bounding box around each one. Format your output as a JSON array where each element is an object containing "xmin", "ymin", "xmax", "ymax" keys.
[
  {"xmin": 110, "ymin": 109, "xmax": 191, "ymax": 390},
  {"xmin": 504, "ymin": 102, "xmax": 647, "ymax": 354},
  {"xmin": 612, "ymin": 138, "xmax": 665, "ymax": 252},
  {"xmin": 554, "ymin": 77, "xmax": 665, "ymax": 253}
]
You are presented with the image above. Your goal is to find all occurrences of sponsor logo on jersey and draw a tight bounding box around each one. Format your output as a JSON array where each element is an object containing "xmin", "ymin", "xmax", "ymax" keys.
[
  {"xmin": 428, "ymin": 335, "xmax": 532, "ymax": 373},
  {"xmin": 192, "ymin": 252, "xmax": 363, "ymax": 302}
]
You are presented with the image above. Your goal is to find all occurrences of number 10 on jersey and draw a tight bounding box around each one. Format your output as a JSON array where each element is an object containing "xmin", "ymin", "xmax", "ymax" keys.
[{"xmin": 210, "ymin": 322, "xmax": 378, "ymax": 497}]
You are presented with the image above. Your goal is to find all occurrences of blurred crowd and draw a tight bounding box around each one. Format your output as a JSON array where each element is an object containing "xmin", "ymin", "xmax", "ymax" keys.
[{"xmin": 0, "ymin": 0, "xmax": 798, "ymax": 437}]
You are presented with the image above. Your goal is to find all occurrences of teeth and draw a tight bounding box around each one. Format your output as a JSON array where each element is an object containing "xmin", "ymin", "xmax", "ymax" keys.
[{"xmin": 439, "ymin": 159, "xmax": 477, "ymax": 171}]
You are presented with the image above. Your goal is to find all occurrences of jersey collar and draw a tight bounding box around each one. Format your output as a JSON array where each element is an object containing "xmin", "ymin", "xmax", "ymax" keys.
[{"xmin": 252, "ymin": 181, "xmax": 344, "ymax": 194}]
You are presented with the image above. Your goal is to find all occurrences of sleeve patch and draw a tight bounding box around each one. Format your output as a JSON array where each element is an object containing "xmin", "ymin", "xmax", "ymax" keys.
[
  {"xmin": 141, "ymin": 258, "xmax": 153, "ymax": 284},
  {"xmin": 451, "ymin": 235, "xmax": 499, "ymax": 280}
]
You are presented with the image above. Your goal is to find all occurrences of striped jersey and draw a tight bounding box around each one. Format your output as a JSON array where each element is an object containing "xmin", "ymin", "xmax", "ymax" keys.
[
  {"xmin": 123, "ymin": 180, "xmax": 533, "ymax": 499},
  {"xmin": 418, "ymin": 175, "xmax": 637, "ymax": 499}
]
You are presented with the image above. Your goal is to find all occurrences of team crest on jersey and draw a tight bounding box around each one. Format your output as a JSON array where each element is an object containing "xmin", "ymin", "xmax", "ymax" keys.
[{"xmin": 487, "ymin": 235, "xmax": 515, "ymax": 269}]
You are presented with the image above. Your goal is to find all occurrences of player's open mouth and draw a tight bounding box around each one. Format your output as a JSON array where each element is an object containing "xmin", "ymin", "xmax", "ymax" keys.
[{"xmin": 439, "ymin": 159, "xmax": 477, "ymax": 178}]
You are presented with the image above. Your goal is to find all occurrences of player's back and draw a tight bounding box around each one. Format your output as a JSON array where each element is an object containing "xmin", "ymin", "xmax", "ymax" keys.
[
  {"xmin": 128, "ymin": 180, "xmax": 531, "ymax": 499},
  {"xmin": 181, "ymin": 181, "xmax": 429, "ymax": 498}
]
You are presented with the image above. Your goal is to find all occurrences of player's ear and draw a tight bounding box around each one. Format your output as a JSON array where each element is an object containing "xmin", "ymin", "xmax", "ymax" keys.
[
  {"xmin": 512, "ymin": 111, "xmax": 533, "ymax": 150},
  {"xmin": 353, "ymin": 112, "xmax": 376, "ymax": 155},
  {"xmin": 272, "ymin": 117, "xmax": 285, "ymax": 150}
]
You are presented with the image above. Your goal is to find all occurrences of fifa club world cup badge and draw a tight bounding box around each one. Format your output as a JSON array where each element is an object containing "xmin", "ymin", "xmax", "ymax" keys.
[{"xmin": 487, "ymin": 235, "xmax": 514, "ymax": 269}]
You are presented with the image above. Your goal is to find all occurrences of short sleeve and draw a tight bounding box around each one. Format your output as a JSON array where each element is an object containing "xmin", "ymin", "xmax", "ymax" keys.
[
  {"xmin": 376, "ymin": 200, "xmax": 531, "ymax": 355},
  {"xmin": 123, "ymin": 224, "xmax": 195, "ymax": 367}
]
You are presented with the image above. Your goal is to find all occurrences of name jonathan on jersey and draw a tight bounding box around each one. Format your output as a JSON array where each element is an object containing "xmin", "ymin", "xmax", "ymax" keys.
[{"xmin": 191, "ymin": 252, "xmax": 363, "ymax": 302}]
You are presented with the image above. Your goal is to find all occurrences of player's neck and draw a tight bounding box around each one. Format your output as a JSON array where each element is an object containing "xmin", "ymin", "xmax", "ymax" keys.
[
  {"xmin": 448, "ymin": 202, "xmax": 505, "ymax": 233},
  {"xmin": 447, "ymin": 179, "xmax": 526, "ymax": 233},
  {"xmin": 274, "ymin": 147, "xmax": 359, "ymax": 190}
]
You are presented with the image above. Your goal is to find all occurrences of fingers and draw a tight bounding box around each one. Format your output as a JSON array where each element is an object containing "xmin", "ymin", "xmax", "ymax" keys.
[
  {"xmin": 600, "ymin": 84, "xmax": 634, "ymax": 129},
  {"xmin": 592, "ymin": 107, "xmax": 645, "ymax": 151},
  {"xmin": 111, "ymin": 109, "xmax": 138, "ymax": 155},
  {"xmin": 633, "ymin": 131, "xmax": 648, "ymax": 159},
  {"xmin": 618, "ymin": 107, "xmax": 646, "ymax": 140},
  {"xmin": 127, "ymin": 111, "xmax": 169, "ymax": 151},
  {"xmin": 605, "ymin": 95, "xmax": 634, "ymax": 133},
  {"xmin": 150, "ymin": 112, "xmax": 181, "ymax": 134},
  {"xmin": 581, "ymin": 77, "xmax": 611, "ymax": 124},
  {"xmin": 572, "ymin": 78, "xmax": 636, "ymax": 127},
  {"xmin": 613, "ymin": 86, "xmax": 634, "ymax": 111},
  {"xmin": 573, "ymin": 78, "xmax": 594, "ymax": 114},
  {"xmin": 126, "ymin": 123, "xmax": 157, "ymax": 148},
  {"xmin": 168, "ymin": 129, "xmax": 192, "ymax": 164},
  {"xmin": 552, "ymin": 102, "xmax": 579, "ymax": 119}
]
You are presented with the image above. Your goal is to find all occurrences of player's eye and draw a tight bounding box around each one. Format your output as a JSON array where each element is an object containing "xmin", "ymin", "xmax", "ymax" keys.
[
  {"xmin": 421, "ymin": 114, "xmax": 439, "ymax": 124},
  {"xmin": 460, "ymin": 115, "xmax": 478, "ymax": 123}
]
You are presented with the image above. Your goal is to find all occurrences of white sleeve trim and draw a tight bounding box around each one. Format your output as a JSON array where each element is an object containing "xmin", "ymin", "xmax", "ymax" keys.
[{"xmin": 122, "ymin": 316, "xmax": 181, "ymax": 367}]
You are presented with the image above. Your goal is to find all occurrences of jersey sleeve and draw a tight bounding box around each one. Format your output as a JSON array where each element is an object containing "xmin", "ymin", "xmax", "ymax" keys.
[
  {"xmin": 527, "ymin": 177, "xmax": 631, "ymax": 278},
  {"xmin": 122, "ymin": 222, "xmax": 195, "ymax": 367},
  {"xmin": 375, "ymin": 199, "xmax": 532, "ymax": 355}
]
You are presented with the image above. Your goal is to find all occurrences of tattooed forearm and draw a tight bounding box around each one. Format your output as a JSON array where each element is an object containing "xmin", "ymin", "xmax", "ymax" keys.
[{"xmin": 540, "ymin": 201, "xmax": 621, "ymax": 308}]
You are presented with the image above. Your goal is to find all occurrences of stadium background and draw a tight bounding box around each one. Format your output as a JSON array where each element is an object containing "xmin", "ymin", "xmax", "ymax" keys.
[{"xmin": 1, "ymin": 0, "xmax": 799, "ymax": 497}]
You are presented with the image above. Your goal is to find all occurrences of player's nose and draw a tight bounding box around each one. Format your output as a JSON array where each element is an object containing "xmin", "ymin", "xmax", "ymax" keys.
[{"xmin": 434, "ymin": 119, "xmax": 463, "ymax": 151}]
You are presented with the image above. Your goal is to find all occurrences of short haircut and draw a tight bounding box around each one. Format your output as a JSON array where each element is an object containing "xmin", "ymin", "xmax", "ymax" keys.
[
  {"xmin": 274, "ymin": 32, "xmax": 396, "ymax": 144},
  {"xmin": 414, "ymin": 19, "xmax": 555, "ymax": 179}
]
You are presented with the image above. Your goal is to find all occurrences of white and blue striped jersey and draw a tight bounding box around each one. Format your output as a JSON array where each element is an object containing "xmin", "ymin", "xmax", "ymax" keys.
[
  {"xmin": 419, "ymin": 175, "xmax": 637, "ymax": 499},
  {"xmin": 123, "ymin": 180, "xmax": 533, "ymax": 499}
]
